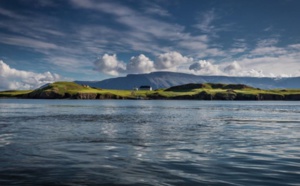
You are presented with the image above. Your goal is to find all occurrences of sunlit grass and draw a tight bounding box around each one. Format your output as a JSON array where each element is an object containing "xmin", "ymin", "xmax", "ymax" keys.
[
  {"xmin": 1, "ymin": 81, "xmax": 300, "ymax": 99},
  {"xmin": 0, "ymin": 90, "xmax": 32, "ymax": 97}
]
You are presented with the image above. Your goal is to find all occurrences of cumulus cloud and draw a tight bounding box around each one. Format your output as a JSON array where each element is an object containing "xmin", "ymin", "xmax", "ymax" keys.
[
  {"xmin": 187, "ymin": 60, "xmax": 275, "ymax": 77},
  {"xmin": 94, "ymin": 54, "xmax": 126, "ymax": 76},
  {"xmin": 94, "ymin": 50, "xmax": 300, "ymax": 78},
  {"xmin": 222, "ymin": 61, "xmax": 285, "ymax": 77},
  {"xmin": 241, "ymin": 69, "xmax": 266, "ymax": 77},
  {"xmin": 126, "ymin": 54, "xmax": 154, "ymax": 73},
  {"xmin": 223, "ymin": 61, "xmax": 242, "ymax": 74},
  {"xmin": 155, "ymin": 51, "xmax": 192, "ymax": 70},
  {"xmin": 225, "ymin": 62, "xmax": 261, "ymax": 77},
  {"xmin": 232, "ymin": 56, "xmax": 300, "ymax": 77},
  {"xmin": 0, "ymin": 60, "xmax": 61, "ymax": 90},
  {"xmin": 94, "ymin": 51, "xmax": 193, "ymax": 75},
  {"xmin": 189, "ymin": 60, "xmax": 222, "ymax": 75}
]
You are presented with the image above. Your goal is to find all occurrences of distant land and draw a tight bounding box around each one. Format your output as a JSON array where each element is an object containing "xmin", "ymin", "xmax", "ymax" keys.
[
  {"xmin": 1, "ymin": 81, "xmax": 300, "ymax": 100},
  {"xmin": 75, "ymin": 71, "xmax": 300, "ymax": 90}
]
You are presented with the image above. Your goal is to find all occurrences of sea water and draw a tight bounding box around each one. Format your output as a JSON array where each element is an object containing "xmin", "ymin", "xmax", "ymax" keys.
[{"xmin": 0, "ymin": 99, "xmax": 300, "ymax": 185}]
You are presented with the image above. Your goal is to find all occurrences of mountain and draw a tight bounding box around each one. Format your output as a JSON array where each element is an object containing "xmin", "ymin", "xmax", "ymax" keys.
[{"xmin": 75, "ymin": 71, "xmax": 300, "ymax": 90}]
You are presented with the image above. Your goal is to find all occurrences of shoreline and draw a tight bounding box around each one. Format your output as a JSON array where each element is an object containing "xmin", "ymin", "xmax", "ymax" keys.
[
  {"xmin": 1, "ymin": 82, "xmax": 300, "ymax": 101},
  {"xmin": 1, "ymin": 96, "xmax": 300, "ymax": 101}
]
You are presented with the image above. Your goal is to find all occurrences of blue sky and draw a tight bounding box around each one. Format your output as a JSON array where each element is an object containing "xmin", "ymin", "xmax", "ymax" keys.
[{"xmin": 1, "ymin": 0, "xmax": 300, "ymax": 89}]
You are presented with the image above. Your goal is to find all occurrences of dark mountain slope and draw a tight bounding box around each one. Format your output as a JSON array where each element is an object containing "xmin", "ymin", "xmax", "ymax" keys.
[{"xmin": 75, "ymin": 71, "xmax": 300, "ymax": 90}]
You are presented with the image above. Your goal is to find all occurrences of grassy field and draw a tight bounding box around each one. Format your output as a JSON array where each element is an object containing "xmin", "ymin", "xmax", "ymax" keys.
[
  {"xmin": 0, "ymin": 90, "xmax": 33, "ymax": 98},
  {"xmin": 0, "ymin": 81, "xmax": 300, "ymax": 100}
]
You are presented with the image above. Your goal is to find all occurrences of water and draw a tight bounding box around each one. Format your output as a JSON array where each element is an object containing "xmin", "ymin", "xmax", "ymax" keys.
[{"xmin": 0, "ymin": 99, "xmax": 300, "ymax": 186}]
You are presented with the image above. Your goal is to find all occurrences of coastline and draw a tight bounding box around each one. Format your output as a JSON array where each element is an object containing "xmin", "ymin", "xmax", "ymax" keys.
[{"xmin": 1, "ymin": 82, "xmax": 300, "ymax": 101}]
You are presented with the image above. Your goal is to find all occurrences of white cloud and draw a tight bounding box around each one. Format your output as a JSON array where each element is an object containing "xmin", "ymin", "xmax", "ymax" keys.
[
  {"xmin": 143, "ymin": 3, "xmax": 170, "ymax": 17},
  {"xmin": 241, "ymin": 69, "xmax": 267, "ymax": 77},
  {"xmin": 251, "ymin": 46, "xmax": 286, "ymax": 56},
  {"xmin": 222, "ymin": 61, "xmax": 267, "ymax": 77},
  {"xmin": 94, "ymin": 51, "xmax": 194, "ymax": 75},
  {"xmin": 230, "ymin": 48, "xmax": 246, "ymax": 54},
  {"xmin": 194, "ymin": 10, "xmax": 216, "ymax": 33},
  {"xmin": 189, "ymin": 60, "xmax": 222, "ymax": 75},
  {"xmin": 288, "ymin": 44, "xmax": 300, "ymax": 50},
  {"xmin": 177, "ymin": 35, "xmax": 208, "ymax": 52},
  {"xmin": 155, "ymin": 51, "xmax": 193, "ymax": 70},
  {"xmin": 70, "ymin": 0, "xmax": 183, "ymax": 40},
  {"xmin": 69, "ymin": 0, "xmax": 224, "ymax": 59},
  {"xmin": 93, "ymin": 48, "xmax": 300, "ymax": 78},
  {"xmin": 126, "ymin": 54, "xmax": 154, "ymax": 73},
  {"xmin": 48, "ymin": 56, "xmax": 96, "ymax": 76},
  {"xmin": 235, "ymin": 55, "xmax": 300, "ymax": 77},
  {"xmin": 0, "ymin": 60, "xmax": 61, "ymax": 90},
  {"xmin": 94, "ymin": 54, "xmax": 126, "ymax": 76},
  {"xmin": 257, "ymin": 38, "xmax": 278, "ymax": 47},
  {"xmin": 263, "ymin": 26, "xmax": 273, "ymax": 32},
  {"xmin": 204, "ymin": 48, "xmax": 225, "ymax": 57},
  {"xmin": 0, "ymin": 34, "xmax": 58, "ymax": 50},
  {"xmin": 223, "ymin": 61, "xmax": 242, "ymax": 74},
  {"xmin": 0, "ymin": 7, "xmax": 26, "ymax": 20},
  {"xmin": 94, "ymin": 44, "xmax": 300, "ymax": 78},
  {"xmin": 187, "ymin": 60, "xmax": 288, "ymax": 77},
  {"xmin": 0, "ymin": 1, "xmax": 230, "ymax": 69}
]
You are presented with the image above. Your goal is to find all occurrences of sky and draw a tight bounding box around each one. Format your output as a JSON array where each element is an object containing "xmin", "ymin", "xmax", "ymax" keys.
[{"xmin": 1, "ymin": 0, "xmax": 300, "ymax": 90}]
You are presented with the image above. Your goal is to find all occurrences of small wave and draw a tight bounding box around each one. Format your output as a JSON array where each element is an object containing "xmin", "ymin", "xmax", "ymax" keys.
[
  {"xmin": 0, "ymin": 133, "xmax": 14, "ymax": 147},
  {"xmin": 222, "ymin": 118, "xmax": 300, "ymax": 124}
]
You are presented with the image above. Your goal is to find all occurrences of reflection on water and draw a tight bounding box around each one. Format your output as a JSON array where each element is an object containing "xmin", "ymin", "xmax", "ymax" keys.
[{"xmin": 0, "ymin": 99, "xmax": 300, "ymax": 185}]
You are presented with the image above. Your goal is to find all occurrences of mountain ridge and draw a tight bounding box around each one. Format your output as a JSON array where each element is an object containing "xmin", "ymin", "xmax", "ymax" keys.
[{"xmin": 75, "ymin": 71, "xmax": 300, "ymax": 90}]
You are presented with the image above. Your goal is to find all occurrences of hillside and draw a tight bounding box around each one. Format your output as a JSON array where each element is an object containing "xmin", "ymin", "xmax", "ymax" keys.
[
  {"xmin": 1, "ymin": 82, "xmax": 300, "ymax": 100},
  {"xmin": 25, "ymin": 82, "xmax": 126, "ymax": 99},
  {"xmin": 75, "ymin": 72, "xmax": 300, "ymax": 90}
]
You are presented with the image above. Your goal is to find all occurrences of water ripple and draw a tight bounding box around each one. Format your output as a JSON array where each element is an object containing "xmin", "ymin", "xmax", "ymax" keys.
[{"xmin": 0, "ymin": 100, "xmax": 300, "ymax": 185}]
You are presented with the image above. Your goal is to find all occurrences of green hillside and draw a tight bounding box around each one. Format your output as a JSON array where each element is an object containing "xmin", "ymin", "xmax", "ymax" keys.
[{"xmin": 0, "ymin": 82, "xmax": 300, "ymax": 100}]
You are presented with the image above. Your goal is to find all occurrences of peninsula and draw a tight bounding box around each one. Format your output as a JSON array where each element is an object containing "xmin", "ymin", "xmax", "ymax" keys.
[{"xmin": 1, "ymin": 82, "xmax": 300, "ymax": 100}]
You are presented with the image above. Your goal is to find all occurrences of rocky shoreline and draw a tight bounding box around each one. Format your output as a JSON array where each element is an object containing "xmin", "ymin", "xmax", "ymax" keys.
[
  {"xmin": 1, "ymin": 82, "xmax": 300, "ymax": 101},
  {"xmin": 10, "ymin": 91, "xmax": 299, "ymax": 100}
]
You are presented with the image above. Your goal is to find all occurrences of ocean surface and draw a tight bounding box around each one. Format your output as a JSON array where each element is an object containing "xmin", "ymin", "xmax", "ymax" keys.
[{"xmin": 0, "ymin": 99, "xmax": 300, "ymax": 186}]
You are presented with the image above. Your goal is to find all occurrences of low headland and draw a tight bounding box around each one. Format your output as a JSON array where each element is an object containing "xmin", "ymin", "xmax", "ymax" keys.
[{"xmin": 1, "ymin": 81, "xmax": 300, "ymax": 100}]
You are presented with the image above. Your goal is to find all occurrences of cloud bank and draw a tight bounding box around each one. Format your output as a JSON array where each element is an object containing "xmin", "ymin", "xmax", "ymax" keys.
[
  {"xmin": 94, "ymin": 50, "xmax": 300, "ymax": 78},
  {"xmin": 0, "ymin": 60, "xmax": 61, "ymax": 90},
  {"xmin": 94, "ymin": 52, "xmax": 194, "ymax": 75}
]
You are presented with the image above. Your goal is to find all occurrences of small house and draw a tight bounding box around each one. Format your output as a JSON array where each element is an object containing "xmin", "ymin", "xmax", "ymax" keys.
[
  {"xmin": 139, "ymin": 85, "xmax": 152, "ymax": 91},
  {"xmin": 82, "ymin": 84, "xmax": 90, "ymax": 88}
]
